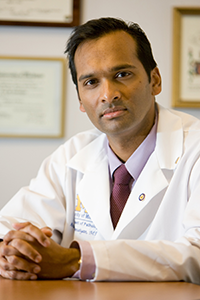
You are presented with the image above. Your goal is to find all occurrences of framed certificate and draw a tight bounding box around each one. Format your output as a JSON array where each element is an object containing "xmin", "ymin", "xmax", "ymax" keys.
[
  {"xmin": 172, "ymin": 7, "xmax": 200, "ymax": 107},
  {"xmin": 0, "ymin": 57, "xmax": 65, "ymax": 138},
  {"xmin": 0, "ymin": 0, "xmax": 80, "ymax": 27}
]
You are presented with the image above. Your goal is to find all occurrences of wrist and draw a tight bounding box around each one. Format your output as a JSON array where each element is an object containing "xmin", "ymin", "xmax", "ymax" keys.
[{"xmin": 63, "ymin": 247, "xmax": 81, "ymax": 277}]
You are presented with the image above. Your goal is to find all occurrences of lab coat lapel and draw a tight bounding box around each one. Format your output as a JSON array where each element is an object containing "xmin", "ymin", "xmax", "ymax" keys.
[
  {"xmin": 112, "ymin": 151, "xmax": 169, "ymax": 239},
  {"xmin": 67, "ymin": 133, "xmax": 114, "ymax": 240}
]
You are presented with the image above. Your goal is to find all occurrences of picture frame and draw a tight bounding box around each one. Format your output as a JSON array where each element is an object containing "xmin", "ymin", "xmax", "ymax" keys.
[
  {"xmin": 0, "ymin": 0, "xmax": 80, "ymax": 27},
  {"xmin": 0, "ymin": 56, "xmax": 66, "ymax": 138},
  {"xmin": 172, "ymin": 7, "xmax": 200, "ymax": 108}
]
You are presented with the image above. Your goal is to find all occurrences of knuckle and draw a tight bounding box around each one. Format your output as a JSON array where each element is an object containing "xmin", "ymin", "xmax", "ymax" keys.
[
  {"xmin": 22, "ymin": 272, "xmax": 37, "ymax": 280},
  {"xmin": 12, "ymin": 269, "xmax": 37, "ymax": 280},
  {"xmin": 0, "ymin": 269, "xmax": 10, "ymax": 279},
  {"xmin": 7, "ymin": 230, "xmax": 16, "ymax": 237},
  {"xmin": 1, "ymin": 245, "xmax": 15, "ymax": 256},
  {"xmin": 1, "ymin": 259, "xmax": 10, "ymax": 271},
  {"xmin": 3, "ymin": 231, "xmax": 14, "ymax": 241},
  {"xmin": 9, "ymin": 270, "xmax": 18, "ymax": 279},
  {"xmin": 24, "ymin": 250, "xmax": 34, "ymax": 260},
  {"xmin": 1, "ymin": 269, "xmax": 17, "ymax": 280},
  {"xmin": 12, "ymin": 238, "xmax": 22, "ymax": 248},
  {"xmin": 3, "ymin": 262, "xmax": 11, "ymax": 271},
  {"xmin": 26, "ymin": 223, "xmax": 34, "ymax": 231},
  {"xmin": 0, "ymin": 267, "xmax": 36, "ymax": 280},
  {"xmin": 9, "ymin": 255, "xmax": 18, "ymax": 265},
  {"xmin": 0, "ymin": 244, "xmax": 7, "ymax": 255}
]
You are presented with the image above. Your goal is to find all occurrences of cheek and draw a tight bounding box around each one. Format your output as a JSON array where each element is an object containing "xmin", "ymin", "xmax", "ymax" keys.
[
  {"xmin": 78, "ymin": 89, "xmax": 90, "ymax": 113},
  {"xmin": 79, "ymin": 89, "xmax": 99, "ymax": 113},
  {"xmin": 79, "ymin": 97, "xmax": 97, "ymax": 120},
  {"xmin": 126, "ymin": 85, "xmax": 152, "ymax": 113}
]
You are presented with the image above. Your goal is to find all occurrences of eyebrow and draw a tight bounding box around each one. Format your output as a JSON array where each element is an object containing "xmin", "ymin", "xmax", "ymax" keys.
[{"xmin": 78, "ymin": 64, "xmax": 136, "ymax": 82}]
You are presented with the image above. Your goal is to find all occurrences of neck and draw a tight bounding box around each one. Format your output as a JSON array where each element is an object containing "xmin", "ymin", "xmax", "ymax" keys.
[
  {"xmin": 108, "ymin": 134, "xmax": 148, "ymax": 162},
  {"xmin": 107, "ymin": 109, "xmax": 157, "ymax": 162}
]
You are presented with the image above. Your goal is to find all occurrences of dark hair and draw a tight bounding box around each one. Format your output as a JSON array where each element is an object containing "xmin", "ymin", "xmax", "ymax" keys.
[{"xmin": 65, "ymin": 17, "xmax": 157, "ymax": 87}]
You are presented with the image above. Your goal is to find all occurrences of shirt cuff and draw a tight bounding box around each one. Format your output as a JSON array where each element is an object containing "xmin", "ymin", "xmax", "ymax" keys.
[{"xmin": 70, "ymin": 240, "xmax": 96, "ymax": 280}]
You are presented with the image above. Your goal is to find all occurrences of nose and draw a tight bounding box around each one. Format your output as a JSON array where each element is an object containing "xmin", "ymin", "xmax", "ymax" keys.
[{"xmin": 100, "ymin": 80, "xmax": 121, "ymax": 103}]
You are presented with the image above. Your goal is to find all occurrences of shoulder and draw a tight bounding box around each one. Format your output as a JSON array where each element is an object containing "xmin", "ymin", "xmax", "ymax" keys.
[
  {"xmin": 157, "ymin": 104, "xmax": 200, "ymax": 156},
  {"xmin": 157, "ymin": 103, "xmax": 200, "ymax": 132},
  {"xmin": 64, "ymin": 128, "xmax": 103, "ymax": 152},
  {"xmin": 50, "ymin": 128, "xmax": 104, "ymax": 163}
]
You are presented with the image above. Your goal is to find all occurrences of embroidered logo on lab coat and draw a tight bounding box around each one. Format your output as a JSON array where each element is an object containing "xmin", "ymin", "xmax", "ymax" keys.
[{"xmin": 70, "ymin": 195, "xmax": 98, "ymax": 238}]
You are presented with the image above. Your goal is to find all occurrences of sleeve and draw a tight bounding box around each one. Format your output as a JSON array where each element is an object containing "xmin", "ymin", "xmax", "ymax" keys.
[
  {"xmin": 88, "ymin": 237, "xmax": 200, "ymax": 284},
  {"xmin": 70, "ymin": 240, "xmax": 96, "ymax": 280}
]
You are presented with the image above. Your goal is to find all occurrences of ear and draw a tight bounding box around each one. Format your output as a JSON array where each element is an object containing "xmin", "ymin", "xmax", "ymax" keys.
[
  {"xmin": 150, "ymin": 67, "xmax": 162, "ymax": 96},
  {"xmin": 76, "ymin": 86, "xmax": 86, "ymax": 113},
  {"xmin": 79, "ymin": 101, "xmax": 86, "ymax": 113}
]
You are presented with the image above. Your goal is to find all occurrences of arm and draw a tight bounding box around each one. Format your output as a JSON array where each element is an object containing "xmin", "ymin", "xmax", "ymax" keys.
[{"xmin": 0, "ymin": 144, "xmax": 69, "ymax": 243}]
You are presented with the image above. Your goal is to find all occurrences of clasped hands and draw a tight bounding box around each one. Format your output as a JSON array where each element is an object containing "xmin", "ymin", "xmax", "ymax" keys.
[{"xmin": 0, "ymin": 222, "xmax": 80, "ymax": 280}]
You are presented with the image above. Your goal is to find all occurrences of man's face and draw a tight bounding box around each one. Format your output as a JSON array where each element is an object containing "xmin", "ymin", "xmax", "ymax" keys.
[{"xmin": 74, "ymin": 30, "xmax": 161, "ymax": 140}]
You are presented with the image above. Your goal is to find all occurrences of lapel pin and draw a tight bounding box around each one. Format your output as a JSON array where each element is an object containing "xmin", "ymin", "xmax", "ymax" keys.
[{"xmin": 139, "ymin": 193, "xmax": 145, "ymax": 201}]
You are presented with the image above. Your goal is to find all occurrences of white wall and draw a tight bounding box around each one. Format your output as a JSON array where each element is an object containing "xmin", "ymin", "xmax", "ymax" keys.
[{"xmin": 0, "ymin": 0, "xmax": 200, "ymax": 209}]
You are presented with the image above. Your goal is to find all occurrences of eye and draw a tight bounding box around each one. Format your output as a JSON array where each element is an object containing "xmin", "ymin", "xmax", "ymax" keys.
[
  {"xmin": 116, "ymin": 71, "xmax": 131, "ymax": 78},
  {"xmin": 84, "ymin": 78, "xmax": 98, "ymax": 86}
]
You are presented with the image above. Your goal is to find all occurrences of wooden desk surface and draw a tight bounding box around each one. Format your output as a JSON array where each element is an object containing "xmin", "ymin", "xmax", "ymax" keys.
[{"xmin": 1, "ymin": 278, "xmax": 200, "ymax": 300}]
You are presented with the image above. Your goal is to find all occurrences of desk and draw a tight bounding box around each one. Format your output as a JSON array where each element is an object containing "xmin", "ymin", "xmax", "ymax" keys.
[{"xmin": 1, "ymin": 278, "xmax": 200, "ymax": 300}]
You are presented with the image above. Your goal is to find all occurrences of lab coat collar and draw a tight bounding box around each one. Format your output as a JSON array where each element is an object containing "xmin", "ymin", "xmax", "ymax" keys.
[
  {"xmin": 67, "ymin": 132, "xmax": 108, "ymax": 173},
  {"xmin": 67, "ymin": 104, "xmax": 183, "ymax": 173}
]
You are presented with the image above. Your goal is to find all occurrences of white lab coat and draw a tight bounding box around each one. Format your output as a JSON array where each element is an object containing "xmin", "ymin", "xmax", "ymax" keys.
[{"xmin": 1, "ymin": 103, "xmax": 200, "ymax": 284}]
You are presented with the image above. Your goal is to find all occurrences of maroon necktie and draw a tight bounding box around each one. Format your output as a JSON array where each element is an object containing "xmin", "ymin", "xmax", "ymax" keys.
[{"xmin": 110, "ymin": 164, "xmax": 132, "ymax": 228}]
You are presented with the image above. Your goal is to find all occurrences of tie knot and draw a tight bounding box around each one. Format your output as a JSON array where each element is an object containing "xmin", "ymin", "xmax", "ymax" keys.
[{"xmin": 113, "ymin": 164, "xmax": 132, "ymax": 185}]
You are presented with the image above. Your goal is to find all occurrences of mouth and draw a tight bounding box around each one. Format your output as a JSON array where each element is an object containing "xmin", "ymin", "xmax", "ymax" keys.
[{"xmin": 101, "ymin": 106, "xmax": 127, "ymax": 119}]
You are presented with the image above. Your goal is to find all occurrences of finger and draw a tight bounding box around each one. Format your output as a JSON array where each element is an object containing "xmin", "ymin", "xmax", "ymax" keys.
[
  {"xmin": 0, "ymin": 243, "xmax": 41, "ymax": 277},
  {"xmin": 8, "ymin": 239, "xmax": 42, "ymax": 263},
  {"xmin": 0, "ymin": 252, "xmax": 40, "ymax": 275},
  {"xmin": 4, "ymin": 230, "xmax": 35, "ymax": 245},
  {"xmin": 0, "ymin": 267, "xmax": 38, "ymax": 280},
  {"xmin": 1, "ymin": 243, "xmax": 22, "ymax": 257},
  {"xmin": 12, "ymin": 222, "xmax": 31, "ymax": 230},
  {"xmin": 5, "ymin": 255, "xmax": 41, "ymax": 274},
  {"xmin": 41, "ymin": 227, "xmax": 53, "ymax": 238},
  {"xmin": 13, "ymin": 223, "xmax": 50, "ymax": 247},
  {"xmin": 0, "ymin": 255, "xmax": 17, "ymax": 272}
]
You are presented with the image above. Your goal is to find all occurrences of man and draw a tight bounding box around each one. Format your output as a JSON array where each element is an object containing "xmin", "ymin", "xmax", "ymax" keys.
[{"xmin": 1, "ymin": 17, "xmax": 200, "ymax": 283}]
